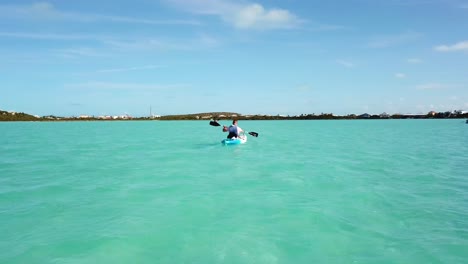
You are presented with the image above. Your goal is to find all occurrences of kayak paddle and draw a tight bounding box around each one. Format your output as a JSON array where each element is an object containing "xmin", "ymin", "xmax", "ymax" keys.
[{"xmin": 209, "ymin": 120, "xmax": 259, "ymax": 137}]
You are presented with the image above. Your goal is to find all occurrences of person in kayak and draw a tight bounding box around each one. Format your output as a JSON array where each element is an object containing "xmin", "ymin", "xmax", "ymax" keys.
[{"xmin": 223, "ymin": 120, "xmax": 244, "ymax": 139}]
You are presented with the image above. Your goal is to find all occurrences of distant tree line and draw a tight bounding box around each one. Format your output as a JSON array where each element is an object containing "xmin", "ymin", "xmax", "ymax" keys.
[
  {"xmin": 1, "ymin": 109, "xmax": 467, "ymax": 121},
  {"xmin": 0, "ymin": 110, "xmax": 39, "ymax": 121}
]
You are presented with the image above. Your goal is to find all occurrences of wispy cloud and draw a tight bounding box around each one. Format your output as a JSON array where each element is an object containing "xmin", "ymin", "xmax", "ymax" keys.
[
  {"xmin": 336, "ymin": 60, "xmax": 356, "ymax": 68},
  {"xmin": 0, "ymin": 31, "xmax": 94, "ymax": 40},
  {"xmin": 407, "ymin": 58, "xmax": 423, "ymax": 64},
  {"xmin": 66, "ymin": 81, "xmax": 189, "ymax": 91},
  {"xmin": 368, "ymin": 32, "xmax": 423, "ymax": 48},
  {"xmin": 380, "ymin": 0, "xmax": 466, "ymax": 8},
  {"xmin": 0, "ymin": 31, "xmax": 220, "ymax": 55},
  {"xmin": 166, "ymin": 0, "xmax": 302, "ymax": 30},
  {"xmin": 415, "ymin": 83, "xmax": 463, "ymax": 90},
  {"xmin": 96, "ymin": 65, "xmax": 162, "ymax": 73},
  {"xmin": 88, "ymin": 15, "xmax": 200, "ymax": 26},
  {"xmin": 104, "ymin": 39, "xmax": 190, "ymax": 51},
  {"xmin": 0, "ymin": 2, "xmax": 59, "ymax": 19},
  {"xmin": 0, "ymin": 2, "xmax": 200, "ymax": 26},
  {"xmin": 307, "ymin": 24, "xmax": 346, "ymax": 32},
  {"xmin": 196, "ymin": 33, "xmax": 220, "ymax": 47},
  {"xmin": 296, "ymin": 84, "xmax": 312, "ymax": 92},
  {"xmin": 104, "ymin": 34, "xmax": 220, "ymax": 52},
  {"xmin": 416, "ymin": 83, "xmax": 445, "ymax": 90},
  {"xmin": 395, "ymin": 73, "xmax": 406, "ymax": 78},
  {"xmin": 54, "ymin": 47, "xmax": 108, "ymax": 58},
  {"xmin": 231, "ymin": 3, "xmax": 302, "ymax": 29},
  {"xmin": 434, "ymin": 40, "xmax": 468, "ymax": 52}
]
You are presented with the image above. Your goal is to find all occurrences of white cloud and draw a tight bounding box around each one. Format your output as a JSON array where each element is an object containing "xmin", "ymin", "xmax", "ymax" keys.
[
  {"xmin": 395, "ymin": 73, "xmax": 406, "ymax": 78},
  {"xmin": 368, "ymin": 32, "xmax": 423, "ymax": 48},
  {"xmin": 336, "ymin": 60, "xmax": 355, "ymax": 68},
  {"xmin": 434, "ymin": 40, "xmax": 468, "ymax": 52},
  {"xmin": 231, "ymin": 4, "xmax": 298, "ymax": 29},
  {"xmin": 166, "ymin": 0, "xmax": 302, "ymax": 30},
  {"xmin": 407, "ymin": 58, "xmax": 422, "ymax": 64}
]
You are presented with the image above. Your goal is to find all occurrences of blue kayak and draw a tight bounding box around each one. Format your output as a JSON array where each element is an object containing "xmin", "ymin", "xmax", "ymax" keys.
[{"xmin": 221, "ymin": 135, "xmax": 247, "ymax": 145}]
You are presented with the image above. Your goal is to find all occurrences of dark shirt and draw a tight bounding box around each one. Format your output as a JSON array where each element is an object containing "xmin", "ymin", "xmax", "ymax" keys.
[{"xmin": 227, "ymin": 125, "xmax": 238, "ymax": 139}]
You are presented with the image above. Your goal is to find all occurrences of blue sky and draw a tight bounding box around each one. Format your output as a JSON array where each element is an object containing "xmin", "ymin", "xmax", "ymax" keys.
[{"xmin": 1, "ymin": 0, "xmax": 467, "ymax": 116}]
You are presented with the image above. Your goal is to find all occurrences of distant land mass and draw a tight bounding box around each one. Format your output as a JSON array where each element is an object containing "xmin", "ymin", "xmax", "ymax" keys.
[{"xmin": 1, "ymin": 109, "xmax": 467, "ymax": 121}]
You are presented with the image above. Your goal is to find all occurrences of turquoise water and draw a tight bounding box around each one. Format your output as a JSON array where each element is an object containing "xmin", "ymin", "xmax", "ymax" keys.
[{"xmin": 1, "ymin": 120, "xmax": 467, "ymax": 263}]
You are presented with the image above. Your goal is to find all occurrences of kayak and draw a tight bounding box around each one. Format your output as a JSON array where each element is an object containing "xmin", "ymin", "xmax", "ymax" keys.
[{"xmin": 221, "ymin": 135, "xmax": 247, "ymax": 145}]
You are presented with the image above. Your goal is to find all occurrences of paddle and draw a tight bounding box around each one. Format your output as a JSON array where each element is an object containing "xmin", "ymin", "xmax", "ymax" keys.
[{"xmin": 209, "ymin": 120, "xmax": 259, "ymax": 137}]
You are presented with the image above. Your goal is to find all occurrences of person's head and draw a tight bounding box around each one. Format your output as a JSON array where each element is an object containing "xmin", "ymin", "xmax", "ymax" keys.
[
  {"xmin": 222, "ymin": 126, "xmax": 228, "ymax": 132},
  {"xmin": 232, "ymin": 119, "xmax": 238, "ymax": 125}
]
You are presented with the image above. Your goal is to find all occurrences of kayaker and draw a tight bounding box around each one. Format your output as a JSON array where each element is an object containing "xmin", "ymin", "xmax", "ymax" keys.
[{"xmin": 224, "ymin": 120, "xmax": 244, "ymax": 139}]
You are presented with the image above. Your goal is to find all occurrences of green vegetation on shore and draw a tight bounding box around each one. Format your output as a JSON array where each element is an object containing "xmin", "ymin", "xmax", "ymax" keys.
[
  {"xmin": 1, "ymin": 109, "xmax": 468, "ymax": 122},
  {"xmin": 0, "ymin": 110, "xmax": 39, "ymax": 121}
]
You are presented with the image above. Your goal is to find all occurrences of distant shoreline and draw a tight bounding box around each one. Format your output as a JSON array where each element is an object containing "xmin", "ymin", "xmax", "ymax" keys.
[{"xmin": 1, "ymin": 110, "xmax": 467, "ymax": 122}]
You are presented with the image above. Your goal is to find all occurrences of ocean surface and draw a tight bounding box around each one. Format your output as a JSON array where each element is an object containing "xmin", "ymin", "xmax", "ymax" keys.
[{"xmin": 1, "ymin": 120, "xmax": 467, "ymax": 263}]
